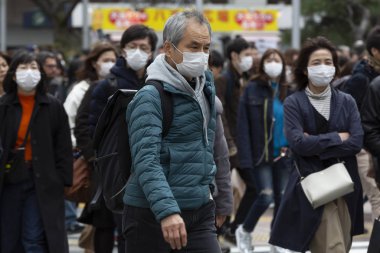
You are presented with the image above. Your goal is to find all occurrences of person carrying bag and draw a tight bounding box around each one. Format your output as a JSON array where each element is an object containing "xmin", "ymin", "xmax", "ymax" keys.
[{"xmin": 269, "ymin": 37, "xmax": 364, "ymax": 253}]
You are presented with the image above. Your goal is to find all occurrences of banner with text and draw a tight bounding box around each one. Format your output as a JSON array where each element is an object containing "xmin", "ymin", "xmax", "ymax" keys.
[{"xmin": 91, "ymin": 8, "xmax": 279, "ymax": 32}]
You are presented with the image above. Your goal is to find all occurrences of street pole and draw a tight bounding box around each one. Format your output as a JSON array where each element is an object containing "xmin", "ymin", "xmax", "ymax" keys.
[
  {"xmin": 0, "ymin": 0, "xmax": 7, "ymax": 52},
  {"xmin": 195, "ymin": 0, "xmax": 203, "ymax": 12},
  {"xmin": 82, "ymin": 0, "xmax": 90, "ymax": 50},
  {"xmin": 291, "ymin": 0, "xmax": 301, "ymax": 49}
]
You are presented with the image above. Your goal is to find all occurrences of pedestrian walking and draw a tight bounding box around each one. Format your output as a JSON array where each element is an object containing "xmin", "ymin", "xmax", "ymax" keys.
[
  {"xmin": 214, "ymin": 38, "xmax": 257, "ymax": 242},
  {"xmin": 0, "ymin": 50, "xmax": 72, "ymax": 253},
  {"xmin": 234, "ymin": 48, "xmax": 292, "ymax": 253},
  {"xmin": 83, "ymin": 24, "xmax": 157, "ymax": 253},
  {"xmin": 123, "ymin": 10, "xmax": 221, "ymax": 253}
]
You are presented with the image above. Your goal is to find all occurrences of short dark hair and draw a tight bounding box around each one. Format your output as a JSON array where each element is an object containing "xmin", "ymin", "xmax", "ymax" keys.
[
  {"xmin": 76, "ymin": 42, "xmax": 117, "ymax": 82},
  {"xmin": 120, "ymin": 24, "xmax": 158, "ymax": 53},
  {"xmin": 3, "ymin": 50, "xmax": 46, "ymax": 94},
  {"xmin": 366, "ymin": 26, "xmax": 380, "ymax": 55},
  {"xmin": 226, "ymin": 37, "xmax": 250, "ymax": 61},
  {"xmin": 37, "ymin": 51, "xmax": 57, "ymax": 66},
  {"xmin": 209, "ymin": 50, "xmax": 224, "ymax": 68},
  {"xmin": 294, "ymin": 36, "xmax": 339, "ymax": 90}
]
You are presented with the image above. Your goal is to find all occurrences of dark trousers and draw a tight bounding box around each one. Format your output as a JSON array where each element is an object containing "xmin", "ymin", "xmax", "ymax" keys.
[
  {"xmin": 0, "ymin": 170, "xmax": 48, "ymax": 253},
  {"xmin": 229, "ymin": 167, "xmax": 258, "ymax": 233},
  {"xmin": 123, "ymin": 201, "xmax": 221, "ymax": 253}
]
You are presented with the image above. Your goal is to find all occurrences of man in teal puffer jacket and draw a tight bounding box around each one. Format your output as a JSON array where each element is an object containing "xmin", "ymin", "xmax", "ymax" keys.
[{"xmin": 123, "ymin": 10, "xmax": 221, "ymax": 253}]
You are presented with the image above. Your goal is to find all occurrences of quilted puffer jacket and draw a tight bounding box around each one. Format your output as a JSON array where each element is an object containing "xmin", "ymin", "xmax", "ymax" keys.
[{"xmin": 124, "ymin": 71, "xmax": 217, "ymax": 222}]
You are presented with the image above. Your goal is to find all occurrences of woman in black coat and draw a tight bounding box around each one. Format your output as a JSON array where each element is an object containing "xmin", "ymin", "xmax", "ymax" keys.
[
  {"xmin": 269, "ymin": 37, "xmax": 364, "ymax": 252},
  {"xmin": 0, "ymin": 51, "xmax": 72, "ymax": 253}
]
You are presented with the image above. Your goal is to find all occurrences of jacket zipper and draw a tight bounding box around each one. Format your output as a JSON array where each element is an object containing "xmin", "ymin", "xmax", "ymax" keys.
[
  {"xmin": 255, "ymin": 98, "xmax": 274, "ymax": 166},
  {"xmin": 264, "ymin": 99, "xmax": 269, "ymax": 162}
]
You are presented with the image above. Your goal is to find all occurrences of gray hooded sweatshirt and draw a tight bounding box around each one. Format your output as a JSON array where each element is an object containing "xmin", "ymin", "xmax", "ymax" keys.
[{"xmin": 146, "ymin": 54, "xmax": 211, "ymax": 141}]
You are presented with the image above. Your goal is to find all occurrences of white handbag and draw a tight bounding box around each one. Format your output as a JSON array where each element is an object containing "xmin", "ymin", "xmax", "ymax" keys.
[{"xmin": 295, "ymin": 161, "xmax": 354, "ymax": 209}]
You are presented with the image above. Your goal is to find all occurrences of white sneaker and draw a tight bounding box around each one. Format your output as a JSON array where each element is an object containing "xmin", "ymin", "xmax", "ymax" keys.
[{"xmin": 235, "ymin": 225, "xmax": 254, "ymax": 253}]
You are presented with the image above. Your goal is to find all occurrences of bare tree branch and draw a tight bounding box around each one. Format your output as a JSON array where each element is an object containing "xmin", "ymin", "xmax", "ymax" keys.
[{"xmin": 62, "ymin": 0, "xmax": 81, "ymax": 26}]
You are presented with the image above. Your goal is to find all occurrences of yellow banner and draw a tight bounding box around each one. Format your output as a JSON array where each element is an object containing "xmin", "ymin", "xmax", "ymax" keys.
[{"xmin": 92, "ymin": 8, "xmax": 279, "ymax": 32}]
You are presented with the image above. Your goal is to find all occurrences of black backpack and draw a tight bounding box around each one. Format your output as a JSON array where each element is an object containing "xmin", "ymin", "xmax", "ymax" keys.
[{"xmin": 92, "ymin": 80, "xmax": 173, "ymax": 214}]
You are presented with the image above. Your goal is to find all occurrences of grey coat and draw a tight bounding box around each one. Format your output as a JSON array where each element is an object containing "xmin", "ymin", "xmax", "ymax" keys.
[{"xmin": 213, "ymin": 96, "xmax": 233, "ymax": 216}]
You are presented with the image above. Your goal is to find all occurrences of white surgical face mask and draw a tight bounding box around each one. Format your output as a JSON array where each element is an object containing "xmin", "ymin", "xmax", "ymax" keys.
[
  {"xmin": 171, "ymin": 44, "xmax": 209, "ymax": 78},
  {"xmin": 238, "ymin": 56, "xmax": 253, "ymax": 73},
  {"xmin": 16, "ymin": 69, "xmax": 41, "ymax": 92},
  {"xmin": 98, "ymin": 61, "xmax": 114, "ymax": 78},
  {"xmin": 125, "ymin": 49, "xmax": 150, "ymax": 71},
  {"xmin": 307, "ymin": 65, "xmax": 335, "ymax": 87},
  {"xmin": 264, "ymin": 62, "xmax": 283, "ymax": 79}
]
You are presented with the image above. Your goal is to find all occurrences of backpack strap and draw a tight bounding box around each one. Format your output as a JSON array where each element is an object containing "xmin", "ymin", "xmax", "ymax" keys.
[{"xmin": 146, "ymin": 80, "xmax": 173, "ymax": 138}]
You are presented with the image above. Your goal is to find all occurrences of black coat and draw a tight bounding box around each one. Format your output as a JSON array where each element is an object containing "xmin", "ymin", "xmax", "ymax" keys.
[
  {"xmin": 269, "ymin": 88, "xmax": 364, "ymax": 252},
  {"xmin": 0, "ymin": 92, "xmax": 72, "ymax": 253}
]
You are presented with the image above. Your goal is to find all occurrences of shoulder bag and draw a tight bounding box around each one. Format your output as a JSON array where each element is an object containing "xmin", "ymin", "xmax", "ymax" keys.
[{"xmin": 295, "ymin": 161, "xmax": 354, "ymax": 209}]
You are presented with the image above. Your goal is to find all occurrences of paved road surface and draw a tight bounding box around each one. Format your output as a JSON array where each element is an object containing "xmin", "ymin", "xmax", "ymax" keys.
[{"xmin": 68, "ymin": 203, "xmax": 374, "ymax": 252}]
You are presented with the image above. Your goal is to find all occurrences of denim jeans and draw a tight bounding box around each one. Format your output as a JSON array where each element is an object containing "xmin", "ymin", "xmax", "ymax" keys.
[
  {"xmin": 65, "ymin": 200, "xmax": 78, "ymax": 228},
  {"xmin": 0, "ymin": 170, "xmax": 48, "ymax": 253},
  {"xmin": 123, "ymin": 201, "xmax": 221, "ymax": 253},
  {"xmin": 242, "ymin": 157, "xmax": 291, "ymax": 232}
]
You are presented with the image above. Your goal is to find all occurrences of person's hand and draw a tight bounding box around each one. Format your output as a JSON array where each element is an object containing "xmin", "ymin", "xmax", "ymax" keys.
[
  {"xmin": 161, "ymin": 214, "xmax": 187, "ymax": 250},
  {"xmin": 215, "ymin": 215, "xmax": 226, "ymax": 228},
  {"xmin": 339, "ymin": 132, "xmax": 350, "ymax": 142}
]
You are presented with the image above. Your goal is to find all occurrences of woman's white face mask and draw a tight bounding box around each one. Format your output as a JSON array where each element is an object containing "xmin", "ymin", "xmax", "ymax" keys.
[
  {"xmin": 307, "ymin": 65, "xmax": 335, "ymax": 87},
  {"xmin": 264, "ymin": 62, "xmax": 283, "ymax": 79},
  {"xmin": 98, "ymin": 61, "xmax": 114, "ymax": 78},
  {"xmin": 16, "ymin": 69, "xmax": 41, "ymax": 92}
]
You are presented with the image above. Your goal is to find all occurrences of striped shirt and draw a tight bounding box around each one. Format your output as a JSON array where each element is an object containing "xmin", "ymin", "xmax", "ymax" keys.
[{"xmin": 305, "ymin": 85, "xmax": 331, "ymax": 120}]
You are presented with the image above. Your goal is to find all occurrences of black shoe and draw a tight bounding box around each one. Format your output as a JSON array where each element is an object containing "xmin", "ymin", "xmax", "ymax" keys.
[
  {"xmin": 221, "ymin": 246, "xmax": 230, "ymax": 253},
  {"xmin": 223, "ymin": 228, "xmax": 236, "ymax": 245},
  {"xmin": 66, "ymin": 223, "xmax": 84, "ymax": 234}
]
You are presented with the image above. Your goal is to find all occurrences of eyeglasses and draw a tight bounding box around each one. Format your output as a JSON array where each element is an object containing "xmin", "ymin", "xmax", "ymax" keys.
[{"xmin": 125, "ymin": 44, "xmax": 151, "ymax": 54}]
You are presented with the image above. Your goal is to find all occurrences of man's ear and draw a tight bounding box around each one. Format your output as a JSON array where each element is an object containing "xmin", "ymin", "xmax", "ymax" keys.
[{"xmin": 163, "ymin": 41, "xmax": 173, "ymax": 58}]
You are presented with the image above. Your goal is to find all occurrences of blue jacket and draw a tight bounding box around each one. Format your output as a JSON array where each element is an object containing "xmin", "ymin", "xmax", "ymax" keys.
[
  {"xmin": 124, "ymin": 74, "xmax": 217, "ymax": 222},
  {"xmin": 237, "ymin": 79, "xmax": 275, "ymax": 168},
  {"xmin": 88, "ymin": 57, "xmax": 143, "ymax": 135},
  {"xmin": 269, "ymin": 88, "xmax": 364, "ymax": 252}
]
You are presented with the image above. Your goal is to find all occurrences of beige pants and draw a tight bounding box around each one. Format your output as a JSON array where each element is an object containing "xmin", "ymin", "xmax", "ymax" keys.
[
  {"xmin": 309, "ymin": 198, "xmax": 352, "ymax": 253},
  {"xmin": 357, "ymin": 149, "xmax": 380, "ymax": 220}
]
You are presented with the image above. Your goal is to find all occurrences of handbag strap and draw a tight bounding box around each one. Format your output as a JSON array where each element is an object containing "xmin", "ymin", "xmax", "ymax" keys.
[
  {"xmin": 19, "ymin": 106, "xmax": 39, "ymax": 149},
  {"xmin": 293, "ymin": 160, "xmax": 304, "ymax": 180}
]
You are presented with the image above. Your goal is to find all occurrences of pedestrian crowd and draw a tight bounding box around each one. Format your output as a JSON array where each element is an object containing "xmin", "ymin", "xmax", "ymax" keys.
[{"xmin": 1, "ymin": 9, "xmax": 380, "ymax": 253}]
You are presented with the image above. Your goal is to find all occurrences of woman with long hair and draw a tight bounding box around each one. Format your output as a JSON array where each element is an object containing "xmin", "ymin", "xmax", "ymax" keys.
[
  {"xmin": 235, "ymin": 48, "xmax": 292, "ymax": 253},
  {"xmin": 0, "ymin": 50, "xmax": 72, "ymax": 252}
]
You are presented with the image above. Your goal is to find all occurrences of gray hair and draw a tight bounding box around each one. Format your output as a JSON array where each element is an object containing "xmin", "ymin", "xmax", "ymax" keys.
[{"xmin": 163, "ymin": 10, "xmax": 212, "ymax": 46}]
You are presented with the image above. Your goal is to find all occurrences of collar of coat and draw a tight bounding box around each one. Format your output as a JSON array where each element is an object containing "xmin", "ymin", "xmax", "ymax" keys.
[{"xmin": 1, "ymin": 92, "xmax": 51, "ymax": 106}]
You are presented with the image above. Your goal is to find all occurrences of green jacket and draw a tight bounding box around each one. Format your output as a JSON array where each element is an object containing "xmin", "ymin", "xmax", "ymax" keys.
[{"xmin": 124, "ymin": 75, "xmax": 217, "ymax": 222}]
